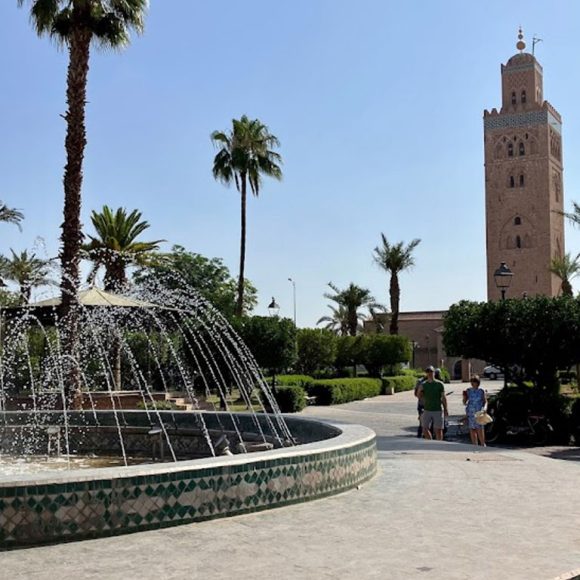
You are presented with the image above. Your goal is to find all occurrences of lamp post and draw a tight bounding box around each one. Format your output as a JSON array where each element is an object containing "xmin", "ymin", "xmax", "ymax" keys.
[
  {"xmin": 494, "ymin": 262, "xmax": 514, "ymax": 389},
  {"xmin": 494, "ymin": 262, "xmax": 514, "ymax": 301},
  {"xmin": 267, "ymin": 297, "xmax": 280, "ymax": 391},
  {"xmin": 287, "ymin": 278, "xmax": 296, "ymax": 327}
]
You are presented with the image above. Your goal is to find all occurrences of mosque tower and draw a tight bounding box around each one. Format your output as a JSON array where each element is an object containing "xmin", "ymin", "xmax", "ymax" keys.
[{"xmin": 483, "ymin": 29, "xmax": 564, "ymax": 300}]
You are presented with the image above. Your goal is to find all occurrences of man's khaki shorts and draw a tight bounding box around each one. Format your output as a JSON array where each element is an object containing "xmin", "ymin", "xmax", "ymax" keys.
[{"xmin": 421, "ymin": 410, "xmax": 444, "ymax": 430}]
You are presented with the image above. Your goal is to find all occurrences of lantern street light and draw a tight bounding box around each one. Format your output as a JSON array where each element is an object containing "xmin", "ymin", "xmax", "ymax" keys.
[
  {"xmin": 267, "ymin": 297, "xmax": 280, "ymax": 318},
  {"xmin": 494, "ymin": 262, "xmax": 514, "ymax": 300}
]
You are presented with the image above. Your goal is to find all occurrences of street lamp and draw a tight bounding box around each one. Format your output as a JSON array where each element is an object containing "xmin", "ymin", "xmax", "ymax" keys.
[
  {"xmin": 287, "ymin": 278, "xmax": 296, "ymax": 327},
  {"xmin": 267, "ymin": 297, "xmax": 280, "ymax": 392},
  {"xmin": 494, "ymin": 262, "xmax": 514, "ymax": 300},
  {"xmin": 267, "ymin": 297, "xmax": 280, "ymax": 317}
]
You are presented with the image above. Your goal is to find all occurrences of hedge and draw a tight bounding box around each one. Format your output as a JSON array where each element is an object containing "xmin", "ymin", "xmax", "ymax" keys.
[
  {"xmin": 273, "ymin": 385, "xmax": 307, "ymax": 413},
  {"xmin": 381, "ymin": 375, "xmax": 416, "ymax": 394},
  {"xmin": 272, "ymin": 374, "xmax": 315, "ymax": 389},
  {"xmin": 309, "ymin": 378, "xmax": 381, "ymax": 405}
]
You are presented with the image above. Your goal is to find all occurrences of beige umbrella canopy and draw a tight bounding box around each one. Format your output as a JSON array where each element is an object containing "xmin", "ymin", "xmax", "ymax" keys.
[{"xmin": 2, "ymin": 286, "xmax": 176, "ymax": 323}]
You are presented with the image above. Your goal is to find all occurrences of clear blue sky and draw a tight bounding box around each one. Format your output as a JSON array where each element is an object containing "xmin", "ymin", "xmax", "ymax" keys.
[{"xmin": 2, "ymin": 1, "xmax": 580, "ymax": 326}]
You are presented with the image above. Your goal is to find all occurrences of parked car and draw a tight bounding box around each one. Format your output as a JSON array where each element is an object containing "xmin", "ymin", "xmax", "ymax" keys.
[{"xmin": 483, "ymin": 365, "xmax": 504, "ymax": 380}]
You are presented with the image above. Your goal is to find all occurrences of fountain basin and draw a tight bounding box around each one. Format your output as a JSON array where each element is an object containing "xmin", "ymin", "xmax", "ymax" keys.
[{"xmin": 0, "ymin": 411, "xmax": 377, "ymax": 548}]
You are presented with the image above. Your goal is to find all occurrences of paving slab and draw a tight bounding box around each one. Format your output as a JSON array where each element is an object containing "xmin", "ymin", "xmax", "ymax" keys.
[{"xmin": 1, "ymin": 381, "xmax": 579, "ymax": 580}]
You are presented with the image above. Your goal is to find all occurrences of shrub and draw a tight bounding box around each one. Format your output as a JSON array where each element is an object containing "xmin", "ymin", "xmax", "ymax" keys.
[
  {"xmin": 309, "ymin": 378, "xmax": 381, "ymax": 405},
  {"xmin": 274, "ymin": 385, "xmax": 307, "ymax": 413},
  {"xmin": 273, "ymin": 374, "xmax": 315, "ymax": 389},
  {"xmin": 381, "ymin": 375, "xmax": 416, "ymax": 394}
]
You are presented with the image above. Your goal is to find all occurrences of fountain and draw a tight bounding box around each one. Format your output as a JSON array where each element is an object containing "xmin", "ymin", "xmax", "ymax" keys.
[{"xmin": 0, "ymin": 281, "xmax": 377, "ymax": 548}]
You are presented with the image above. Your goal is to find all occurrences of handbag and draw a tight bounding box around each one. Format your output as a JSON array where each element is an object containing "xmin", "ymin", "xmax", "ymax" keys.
[{"xmin": 475, "ymin": 410, "xmax": 493, "ymax": 425}]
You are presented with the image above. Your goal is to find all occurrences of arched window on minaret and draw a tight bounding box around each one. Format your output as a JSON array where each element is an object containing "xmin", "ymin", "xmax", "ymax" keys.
[
  {"xmin": 521, "ymin": 90, "xmax": 527, "ymax": 104},
  {"xmin": 507, "ymin": 143, "xmax": 514, "ymax": 157},
  {"xmin": 509, "ymin": 175, "xmax": 515, "ymax": 188},
  {"xmin": 519, "ymin": 174, "xmax": 525, "ymax": 187},
  {"xmin": 516, "ymin": 235, "xmax": 522, "ymax": 249},
  {"xmin": 519, "ymin": 142, "xmax": 525, "ymax": 156},
  {"xmin": 514, "ymin": 217, "xmax": 521, "ymax": 225},
  {"xmin": 511, "ymin": 91, "xmax": 517, "ymax": 105}
]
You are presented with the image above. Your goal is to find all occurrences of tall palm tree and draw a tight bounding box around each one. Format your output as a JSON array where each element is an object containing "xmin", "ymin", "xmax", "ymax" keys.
[
  {"xmin": 550, "ymin": 253, "xmax": 580, "ymax": 297},
  {"xmin": 82, "ymin": 206, "xmax": 162, "ymax": 390},
  {"xmin": 560, "ymin": 201, "xmax": 580, "ymax": 228},
  {"xmin": 0, "ymin": 203, "xmax": 24, "ymax": 231},
  {"xmin": 0, "ymin": 250, "xmax": 51, "ymax": 304},
  {"xmin": 211, "ymin": 115, "xmax": 283, "ymax": 316},
  {"xmin": 373, "ymin": 234, "xmax": 421, "ymax": 335},
  {"xmin": 324, "ymin": 282, "xmax": 383, "ymax": 336},
  {"xmin": 82, "ymin": 206, "xmax": 163, "ymax": 292},
  {"xmin": 19, "ymin": 2, "xmax": 148, "ymax": 396},
  {"xmin": 317, "ymin": 304, "xmax": 351, "ymax": 336}
]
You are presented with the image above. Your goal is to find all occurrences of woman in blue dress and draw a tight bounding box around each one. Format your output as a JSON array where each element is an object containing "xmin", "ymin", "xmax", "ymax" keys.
[{"xmin": 462, "ymin": 375, "xmax": 487, "ymax": 446}]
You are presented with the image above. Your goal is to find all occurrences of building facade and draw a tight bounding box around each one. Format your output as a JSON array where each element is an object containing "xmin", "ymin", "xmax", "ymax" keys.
[{"xmin": 483, "ymin": 30, "xmax": 564, "ymax": 300}]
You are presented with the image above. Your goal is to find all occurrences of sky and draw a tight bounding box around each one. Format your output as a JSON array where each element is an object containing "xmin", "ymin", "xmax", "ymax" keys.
[{"xmin": 2, "ymin": 1, "xmax": 580, "ymax": 327}]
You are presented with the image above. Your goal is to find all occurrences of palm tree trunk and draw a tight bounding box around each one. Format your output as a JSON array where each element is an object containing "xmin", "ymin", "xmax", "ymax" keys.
[
  {"xmin": 235, "ymin": 174, "xmax": 247, "ymax": 317},
  {"xmin": 60, "ymin": 24, "xmax": 91, "ymax": 402},
  {"xmin": 389, "ymin": 273, "xmax": 400, "ymax": 335},
  {"xmin": 348, "ymin": 308, "xmax": 358, "ymax": 336}
]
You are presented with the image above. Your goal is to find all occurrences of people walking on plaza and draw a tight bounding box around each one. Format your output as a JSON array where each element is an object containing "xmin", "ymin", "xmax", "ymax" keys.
[
  {"xmin": 416, "ymin": 366, "xmax": 448, "ymax": 440},
  {"xmin": 463, "ymin": 375, "xmax": 487, "ymax": 446},
  {"xmin": 414, "ymin": 370, "xmax": 427, "ymax": 438}
]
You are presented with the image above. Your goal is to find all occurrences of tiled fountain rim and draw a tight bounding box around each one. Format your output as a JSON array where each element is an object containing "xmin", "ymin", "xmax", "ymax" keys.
[{"xmin": 0, "ymin": 412, "xmax": 374, "ymax": 487}]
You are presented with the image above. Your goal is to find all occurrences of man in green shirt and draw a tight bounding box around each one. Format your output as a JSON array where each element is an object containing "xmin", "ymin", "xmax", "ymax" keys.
[{"xmin": 417, "ymin": 366, "xmax": 448, "ymax": 440}]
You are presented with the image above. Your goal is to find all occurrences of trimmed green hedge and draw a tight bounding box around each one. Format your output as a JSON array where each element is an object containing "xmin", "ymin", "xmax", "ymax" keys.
[
  {"xmin": 273, "ymin": 374, "xmax": 315, "ymax": 389},
  {"xmin": 274, "ymin": 385, "xmax": 307, "ymax": 413},
  {"xmin": 381, "ymin": 375, "xmax": 416, "ymax": 394},
  {"xmin": 309, "ymin": 378, "xmax": 381, "ymax": 405}
]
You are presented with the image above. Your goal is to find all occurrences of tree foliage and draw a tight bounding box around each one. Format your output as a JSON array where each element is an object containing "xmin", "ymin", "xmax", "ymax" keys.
[
  {"xmin": 296, "ymin": 328, "xmax": 337, "ymax": 375},
  {"xmin": 211, "ymin": 115, "xmax": 282, "ymax": 316},
  {"xmin": 360, "ymin": 334, "xmax": 412, "ymax": 377},
  {"xmin": 232, "ymin": 316, "xmax": 296, "ymax": 374},
  {"xmin": 443, "ymin": 297, "xmax": 580, "ymax": 390},
  {"xmin": 0, "ymin": 202, "xmax": 24, "ymax": 231},
  {"xmin": 322, "ymin": 282, "xmax": 383, "ymax": 336},
  {"xmin": 83, "ymin": 206, "xmax": 163, "ymax": 291},
  {"xmin": 133, "ymin": 245, "xmax": 257, "ymax": 318},
  {"xmin": 550, "ymin": 253, "xmax": 580, "ymax": 297},
  {"xmin": 0, "ymin": 249, "xmax": 52, "ymax": 304},
  {"xmin": 373, "ymin": 234, "xmax": 420, "ymax": 335}
]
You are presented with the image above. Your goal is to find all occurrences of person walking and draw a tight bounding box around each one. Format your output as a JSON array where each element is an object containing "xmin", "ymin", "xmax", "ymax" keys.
[
  {"xmin": 414, "ymin": 371, "xmax": 427, "ymax": 438},
  {"xmin": 463, "ymin": 375, "xmax": 487, "ymax": 446},
  {"xmin": 417, "ymin": 366, "xmax": 448, "ymax": 440}
]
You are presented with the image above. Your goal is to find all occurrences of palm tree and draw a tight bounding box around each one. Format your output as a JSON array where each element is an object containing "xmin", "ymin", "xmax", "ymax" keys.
[
  {"xmin": 211, "ymin": 115, "xmax": 283, "ymax": 316},
  {"xmin": 323, "ymin": 282, "xmax": 383, "ymax": 336},
  {"xmin": 373, "ymin": 234, "xmax": 421, "ymax": 335},
  {"xmin": 560, "ymin": 201, "xmax": 580, "ymax": 228},
  {"xmin": 82, "ymin": 206, "xmax": 163, "ymax": 292},
  {"xmin": 550, "ymin": 253, "xmax": 580, "ymax": 297},
  {"xmin": 82, "ymin": 206, "xmax": 162, "ymax": 390},
  {"xmin": 0, "ymin": 203, "xmax": 24, "ymax": 231},
  {"xmin": 0, "ymin": 250, "xmax": 51, "ymax": 304},
  {"xmin": 317, "ymin": 304, "xmax": 351, "ymax": 336},
  {"xmin": 18, "ymin": 1, "xmax": 148, "ymax": 392}
]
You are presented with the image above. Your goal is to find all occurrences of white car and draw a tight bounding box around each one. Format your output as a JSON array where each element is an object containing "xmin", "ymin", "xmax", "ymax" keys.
[{"xmin": 483, "ymin": 365, "xmax": 504, "ymax": 380}]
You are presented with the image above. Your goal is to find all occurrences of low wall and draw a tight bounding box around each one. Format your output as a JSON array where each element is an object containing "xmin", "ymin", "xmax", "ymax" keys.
[{"xmin": 0, "ymin": 411, "xmax": 377, "ymax": 549}]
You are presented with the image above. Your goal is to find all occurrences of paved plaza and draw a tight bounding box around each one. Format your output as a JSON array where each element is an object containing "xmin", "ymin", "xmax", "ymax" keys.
[{"xmin": 2, "ymin": 382, "xmax": 580, "ymax": 580}]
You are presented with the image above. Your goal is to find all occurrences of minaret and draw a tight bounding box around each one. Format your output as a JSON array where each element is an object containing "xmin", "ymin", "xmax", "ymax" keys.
[{"xmin": 483, "ymin": 29, "xmax": 564, "ymax": 300}]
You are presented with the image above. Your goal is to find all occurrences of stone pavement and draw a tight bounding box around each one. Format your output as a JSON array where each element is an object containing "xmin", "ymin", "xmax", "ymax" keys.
[{"xmin": 2, "ymin": 382, "xmax": 580, "ymax": 580}]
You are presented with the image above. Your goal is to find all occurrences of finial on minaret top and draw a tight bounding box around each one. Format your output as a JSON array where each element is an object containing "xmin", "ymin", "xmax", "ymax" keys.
[{"xmin": 516, "ymin": 26, "xmax": 526, "ymax": 52}]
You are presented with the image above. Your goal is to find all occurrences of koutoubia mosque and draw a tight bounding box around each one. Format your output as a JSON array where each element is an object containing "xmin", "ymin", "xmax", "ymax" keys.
[
  {"xmin": 484, "ymin": 28, "xmax": 564, "ymax": 301},
  {"xmin": 371, "ymin": 30, "xmax": 566, "ymax": 378}
]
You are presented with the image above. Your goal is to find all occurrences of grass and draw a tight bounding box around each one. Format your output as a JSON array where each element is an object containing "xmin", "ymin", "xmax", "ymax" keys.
[{"xmin": 206, "ymin": 388, "xmax": 264, "ymax": 413}]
